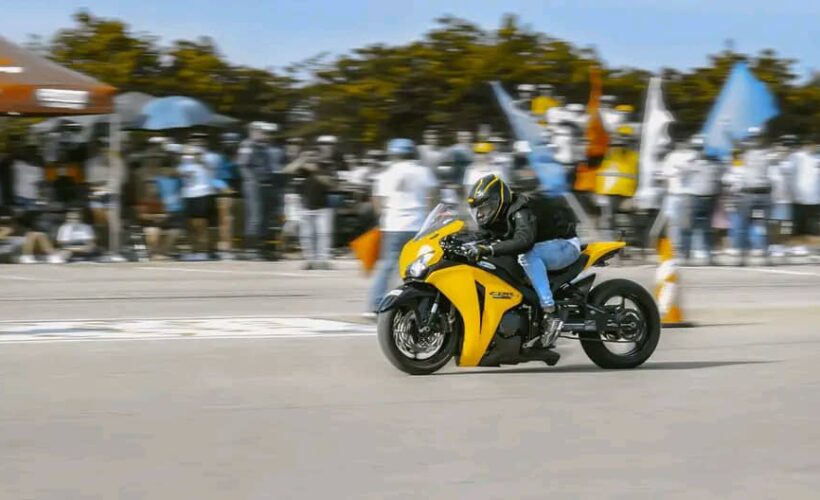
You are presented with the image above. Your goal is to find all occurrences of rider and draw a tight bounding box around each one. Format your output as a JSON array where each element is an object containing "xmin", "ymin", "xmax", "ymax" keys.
[{"xmin": 464, "ymin": 173, "xmax": 581, "ymax": 341}]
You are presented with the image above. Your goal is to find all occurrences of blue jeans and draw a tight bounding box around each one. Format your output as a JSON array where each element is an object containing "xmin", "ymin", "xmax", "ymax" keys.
[
  {"xmin": 519, "ymin": 239, "xmax": 581, "ymax": 308},
  {"xmin": 728, "ymin": 192, "xmax": 770, "ymax": 252},
  {"xmin": 690, "ymin": 195, "xmax": 716, "ymax": 256},
  {"xmin": 666, "ymin": 194, "xmax": 692, "ymax": 258},
  {"xmin": 370, "ymin": 231, "xmax": 416, "ymax": 312}
]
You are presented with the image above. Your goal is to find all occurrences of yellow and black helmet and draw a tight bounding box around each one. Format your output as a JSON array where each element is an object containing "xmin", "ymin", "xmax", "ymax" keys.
[{"xmin": 466, "ymin": 174, "xmax": 512, "ymax": 229}]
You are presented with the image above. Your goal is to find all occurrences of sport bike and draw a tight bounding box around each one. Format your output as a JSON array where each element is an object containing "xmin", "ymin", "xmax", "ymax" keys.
[{"xmin": 377, "ymin": 203, "xmax": 661, "ymax": 375}]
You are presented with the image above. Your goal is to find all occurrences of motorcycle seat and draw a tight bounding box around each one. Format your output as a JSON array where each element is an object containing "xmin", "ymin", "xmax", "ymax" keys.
[{"xmin": 547, "ymin": 254, "xmax": 589, "ymax": 289}]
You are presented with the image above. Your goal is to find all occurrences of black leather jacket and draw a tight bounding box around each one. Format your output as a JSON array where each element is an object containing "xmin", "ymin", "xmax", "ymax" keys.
[{"xmin": 486, "ymin": 195, "xmax": 537, "ymax": 256}]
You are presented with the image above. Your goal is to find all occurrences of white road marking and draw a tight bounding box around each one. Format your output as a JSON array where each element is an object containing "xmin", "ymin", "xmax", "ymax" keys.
[
  {"xmin": 0, "ymin": 316, "xmax": 375, "ymax": 344},
  {"xmin": 681, "ymin": 266, "xmax": 820, "ymax": 278},
  {"xmin": 0, "ymin": 274, "xmax": 60, "ymax": 282},
  {"xmin": 136, "ymin": 266, "xmax": 343, "ymax": 278}
]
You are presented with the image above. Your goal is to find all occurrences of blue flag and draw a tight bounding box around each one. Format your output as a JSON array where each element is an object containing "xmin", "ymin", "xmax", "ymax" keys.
[
  {"xmin": 490, "ymin": 82, "xmax": 568, "ymax": 194},
  {"xmin": 701, "ymin": 62, "xmax": 779, "ymax": 158}
]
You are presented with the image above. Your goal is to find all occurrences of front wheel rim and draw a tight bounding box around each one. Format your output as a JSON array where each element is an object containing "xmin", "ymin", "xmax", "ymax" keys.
[{"xmin": 392, "ymin": 308, "xmax": 446, "ymax": 361}]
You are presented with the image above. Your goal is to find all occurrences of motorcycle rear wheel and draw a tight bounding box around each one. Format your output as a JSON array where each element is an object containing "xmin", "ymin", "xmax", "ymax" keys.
[
  {"xmin": 377, "ymin": 301, "xmax": 459, "ymax": 375},
  {"xmin": 580, "ymin": 279, "xmax": 661, "ymax": 369}
]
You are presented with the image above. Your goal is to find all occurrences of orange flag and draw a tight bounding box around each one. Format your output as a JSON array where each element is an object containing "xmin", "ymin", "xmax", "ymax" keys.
[
  {"xmin": 585, "ymin": 66, "xmax": 610, "ymax": 162},
  {"xmin": 349, "ymin": 227, "xmax": 381, "ymax": 275}
]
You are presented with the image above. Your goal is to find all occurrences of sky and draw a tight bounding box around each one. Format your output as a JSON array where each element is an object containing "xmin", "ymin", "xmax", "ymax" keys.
[{"xmin": 6, "ymin": 0, "xmax": 818, "ymax": 79}]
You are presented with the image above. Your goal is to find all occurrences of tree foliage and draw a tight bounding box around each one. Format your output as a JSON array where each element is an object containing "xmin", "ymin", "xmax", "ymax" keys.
[{"xmin": 27, "ymin": 10, "xmax": 820, "ymax": 147}]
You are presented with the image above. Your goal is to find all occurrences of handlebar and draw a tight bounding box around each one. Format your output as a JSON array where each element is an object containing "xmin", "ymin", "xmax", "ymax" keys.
[{"xmin": 441, "ymin": 235, "xmax": 488, "ymax": 260}]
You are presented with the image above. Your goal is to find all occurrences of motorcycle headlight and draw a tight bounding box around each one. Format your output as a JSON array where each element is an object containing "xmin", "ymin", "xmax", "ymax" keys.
[{"xmin": 406, "ymin": 246, "xmax": 435, "ymax": 278}]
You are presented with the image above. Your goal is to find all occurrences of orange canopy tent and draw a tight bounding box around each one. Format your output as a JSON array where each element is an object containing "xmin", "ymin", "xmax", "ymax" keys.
[
  {"xmin": 0, "ymin": 37, "xmax": 125, "ymax": 258},
  {"xmin": 0, "ymin": 36, "xmax": 115, "ymax": 116}
]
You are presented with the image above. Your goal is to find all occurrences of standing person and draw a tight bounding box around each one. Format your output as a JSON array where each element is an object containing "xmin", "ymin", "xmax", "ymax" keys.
[
  {"xmin": 153, "ymin": 155, "xmax": 185, "ymax": 259},
  {"xmin": 11, "ymin": 144, "xmax": 44, "ymax": 210},
  {"xmin": 213, "ymin": 133, "xmax": 240, "ymax": 259},
  {"xmin": 737, "ymin": 128, "xmax": 773, "ymax": 262},
  {"xmin": 596, "ymin": 126, "xmax": 639, "ymax": 240},
  {"xmin": 282, "ymin": 137, "xmax": 305, "ymax": 249},
  {"xmin": 316, "ymin": 135, "xmax": 345, "ymax": 252},
  {"xmin": 463, "ymin": 142, "xmax": 509, "ymax": 192},
  {"xmin": 687, "ymin": 140, "xmax": 722, "ymax": 265},
  {"xmin": 767, "ymin": 136, "xmax": 798, "ymax": 258},
  {"xmin": 84, "ymin": 138, "xmax": 113, "ymax": 245},
  {"xmin": 238, "ymin": 122, "xmax": 283, "ymax": 260},
  {"xmin": 367, "ymin": 139, "xmax": 437, "ymax": 316},
  {"xmin": 178, "ymin": 145, "xmax": 217, "ymax": 261},
  {"xmin": 418, "ymin": 129, "xmax": 445, "ymax": 171},
  {"xmin": 662, "ymin": 138, "xmax": 698, "ymax": 260},
  {"xmin": 790, "ymin": 142, "xmax": 819, "ymax": 240},
  {"xmin": 284, "ymin": 149, "xmax": 335, "ymax": 270}
]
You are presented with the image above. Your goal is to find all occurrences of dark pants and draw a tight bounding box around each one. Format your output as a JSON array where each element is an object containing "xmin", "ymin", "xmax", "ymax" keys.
[
  {"xmin": 794, "ymin": 204, "xmax": 819, "ymax": 236},
  {"xmin": 691, "ymin": 195, "xmax": 716, "ymax": 257},
  {"xmin": 243, "ymin": 180, "xmax": 282, "ymax": 248}
]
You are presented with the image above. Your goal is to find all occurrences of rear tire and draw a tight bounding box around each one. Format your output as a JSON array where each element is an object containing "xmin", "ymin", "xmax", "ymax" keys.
[
  {"xmin": 377, "ymin": 303, "xmax": 458, "ymax": 375},
  {"xmin": 580, "ymin": 279, "xmax": 660, "ymax": 369}
]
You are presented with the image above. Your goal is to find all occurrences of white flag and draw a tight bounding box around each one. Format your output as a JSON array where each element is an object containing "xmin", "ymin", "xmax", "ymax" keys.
[{"xmin": 635, "ymin": 77, "xmax": 674, "ymax": 210}]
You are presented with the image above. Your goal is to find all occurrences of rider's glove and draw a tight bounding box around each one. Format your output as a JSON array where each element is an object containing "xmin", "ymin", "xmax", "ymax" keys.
[{"xmin": 464, "ymin": 243, "xmax": 493, "ymax": 262}]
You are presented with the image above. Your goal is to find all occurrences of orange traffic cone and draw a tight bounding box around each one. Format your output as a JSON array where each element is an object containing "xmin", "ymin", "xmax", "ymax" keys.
[{"xmin": 655, "ymin": 237, "xmax": 694, "ymax": 328}]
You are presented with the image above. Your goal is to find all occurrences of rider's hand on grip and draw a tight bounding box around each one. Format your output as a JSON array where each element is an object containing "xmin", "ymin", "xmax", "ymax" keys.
[{"xmin": 462, "ymin": 242, "xmax": 492, "ymax": 262}]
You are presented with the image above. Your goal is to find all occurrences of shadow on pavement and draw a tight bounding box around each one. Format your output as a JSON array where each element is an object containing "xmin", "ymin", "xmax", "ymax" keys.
[{"xmin": 436, "ymin": 360, "xmax": 773, "ymax": 376}]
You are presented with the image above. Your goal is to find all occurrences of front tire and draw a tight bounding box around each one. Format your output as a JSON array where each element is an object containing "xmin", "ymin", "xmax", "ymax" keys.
[
  {"xmin": 580, "ymin": 279, "xmax": 661, "ymax": 369},
  {"xmin": 377, "ymin": 302, "xmax": 459, "ymax": 375}
]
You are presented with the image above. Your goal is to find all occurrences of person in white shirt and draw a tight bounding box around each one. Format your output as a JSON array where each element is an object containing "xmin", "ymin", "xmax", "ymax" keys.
[
  {"xmin": 661, "ymin": 138, "xmax": 698, "ymax": 258},
  {"xmin": 178, "ymin": 145, "xmax": 217, "ymax": 260},
  {"xmin": 368, "ymin": 138, "xmax": 437, "ymax": 314},
  {"xmin": 12, "ymin": 145, "xmax": 44, "ymax": 209},
  {"xmin": 418, "ymin": 129, "xmax": 446, "ymax": 171},
  {"xmin": 56, "ymin": 207, "xmax": 97, "ymax": 261},
  {"xmin": 790, "ymin": 143, "xmax": 819, "ymax": 238}
]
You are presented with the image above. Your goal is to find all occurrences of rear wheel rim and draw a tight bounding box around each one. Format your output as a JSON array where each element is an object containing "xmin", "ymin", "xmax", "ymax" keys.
[{"xmin": 600, "ymin": 294, "xmax": 648, "ymax": 356}]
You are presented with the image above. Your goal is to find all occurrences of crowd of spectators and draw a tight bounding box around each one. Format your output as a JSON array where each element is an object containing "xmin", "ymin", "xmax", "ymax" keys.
[{"xmin": 0, "ymin": 102, "xmax": 817, "ymax": 267}]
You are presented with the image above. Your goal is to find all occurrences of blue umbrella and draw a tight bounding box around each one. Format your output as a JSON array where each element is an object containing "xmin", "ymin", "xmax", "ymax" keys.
[{"xmin": 137, "ymin": 96, "xmax": 218, "ymax": 130}]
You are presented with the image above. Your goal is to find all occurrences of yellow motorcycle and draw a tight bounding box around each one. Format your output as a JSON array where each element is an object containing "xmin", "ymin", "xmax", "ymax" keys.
[{"xmin": 377, "ymin": 203, "xmax": 660, "ymax": 375}]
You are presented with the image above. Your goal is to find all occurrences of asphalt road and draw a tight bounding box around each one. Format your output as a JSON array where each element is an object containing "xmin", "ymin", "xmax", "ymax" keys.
[{"xmin": 1, "ymin": 260, "xmax": 819, "ymax": 499}]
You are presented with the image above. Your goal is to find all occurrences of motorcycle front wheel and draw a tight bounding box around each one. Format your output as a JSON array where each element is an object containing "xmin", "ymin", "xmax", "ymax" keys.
[
  {"xmin": 377, "ymin": 299, "xmax": 460, "ymax": 375},
  {"xmin": 580, "ymin": 279, "xmax": 661, "ymax": 369}
]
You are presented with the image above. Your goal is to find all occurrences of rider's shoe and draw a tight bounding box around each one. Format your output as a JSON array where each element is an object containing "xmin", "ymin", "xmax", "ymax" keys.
[{"xmin": 540, "ymin": 304, "xmax": 563, "ymax": 347}]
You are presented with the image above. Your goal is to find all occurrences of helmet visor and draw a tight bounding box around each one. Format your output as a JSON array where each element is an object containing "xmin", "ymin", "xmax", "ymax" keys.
[{"xmin": 470, "ymin": 198, "xmax": 499, "ymax": 227}]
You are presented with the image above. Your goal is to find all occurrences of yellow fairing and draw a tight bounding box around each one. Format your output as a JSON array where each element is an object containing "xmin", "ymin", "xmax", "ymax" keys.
[
  {"xmin": 582, "ymin": 241, "xmax": 626, "ymax": 269},
  {"xmin": 426, "ymin": 265, "xmax": 522, "ymax": 367},
  {"xmin": 399, "ymin": 220, "xmax": 464, "ymax": 279}
]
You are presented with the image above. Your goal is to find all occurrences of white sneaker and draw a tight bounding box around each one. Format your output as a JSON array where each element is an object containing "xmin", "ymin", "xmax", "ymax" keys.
[
  {"xmin": 768, "ymin": 245, "xmax": 786, "ymax": 258},
  {"xmin": 725, "ymin": 248, "xmax": 742, "ymax": 257},
  {"xmin": 18, "ymin": 254, "xmax": 38, "ymax": 264},
  {"xmin": 790, "ymin": 246, "xmax": 810, "ymax": 257},
  {"xmin": 750, "ymin": 249, "xmax": 766, "ymax": 258},
  {"xmin": 47, "ymin": 253, "xmax": 66, "ymax": 264}
]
